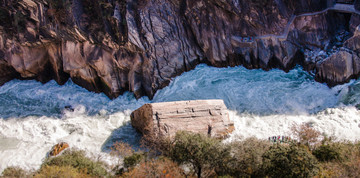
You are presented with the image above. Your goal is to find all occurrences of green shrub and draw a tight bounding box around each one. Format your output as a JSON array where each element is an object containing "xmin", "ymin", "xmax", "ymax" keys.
[
  {"xmin": 123, "ymin": 153, "xmax": 145, "ymax": 169},
  {"xmin": 166, "ymin": 131, "xmax": 231, "ymax": 178},
  {"xmin": 313, "ymin": 144, "xmax": 342, "ymax": 162},
  {"xmin": 41, "ymin": 149, "xmax": 108, "ymax": 177},
  {"xmin": 318, "ymin": 153, "xmax": 360, "ymax": 177},
  {"xmin": 317, "ymin": 142, "xmax": 360, "ymax": 177},
  {"xmin": 1, "ymin": 166, "xmax": 29, "ymax": 178},
  {"xmin": 34, "ymin": 165, "xmax": 90, "ymax": 178},
  {"xmin": 314, "ymin": 142, "xmax": 359, "ymax": 162},
  {"xmin": 217, "ymin": 138, "xmax": 271, "ymax": 177},
  {"xmin": 262, "ymin": 144, "xmax": 319, "ymax": 178}
]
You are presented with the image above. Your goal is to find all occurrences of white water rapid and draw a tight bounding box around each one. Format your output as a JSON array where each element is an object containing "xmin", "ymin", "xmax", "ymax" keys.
[{"xmin": 1, "ymin": 64, "xmax": 360, "ymax": 172}]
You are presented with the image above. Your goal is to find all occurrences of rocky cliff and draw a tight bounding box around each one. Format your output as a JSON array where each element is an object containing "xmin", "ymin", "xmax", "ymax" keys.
[{"xmin": 1, "ymin": 0, "xmax": 360, "ymax": 99}]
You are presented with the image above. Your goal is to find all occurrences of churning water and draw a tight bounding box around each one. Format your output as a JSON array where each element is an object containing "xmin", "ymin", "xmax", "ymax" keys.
[{"xmin": 1, "ymin": 64, "xmax": 360, "ymax": 171}]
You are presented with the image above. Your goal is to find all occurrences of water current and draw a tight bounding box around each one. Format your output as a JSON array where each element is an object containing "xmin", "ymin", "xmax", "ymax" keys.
[{"xmin": 1, "ymin": 64, "xmax": 360, "ymax": 171}]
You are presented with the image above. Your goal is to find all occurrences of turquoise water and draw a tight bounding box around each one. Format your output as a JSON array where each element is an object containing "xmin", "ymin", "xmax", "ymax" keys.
[
  {"xmin": 153, "ymin": 65, "xmax": 349, "ymax": 115},
  {"xmin": 0, "ymin": 80, "xmax": 149, "ymax": 119},
  {"xmin": 0, "ymin": 64, "xmax": 353, "ymax": 119}
]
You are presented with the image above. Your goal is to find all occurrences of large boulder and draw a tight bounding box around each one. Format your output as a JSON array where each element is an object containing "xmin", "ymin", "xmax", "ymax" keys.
[
  {"xmin": 315, "ymin": 50, "xmax": 360, "ymax": 85},
  {"xmin": 130, "ymin": 100, "xmax": 234, "ymax": 139}
]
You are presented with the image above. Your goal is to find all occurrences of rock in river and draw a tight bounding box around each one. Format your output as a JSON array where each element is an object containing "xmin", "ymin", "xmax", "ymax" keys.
[
  {"xmin": 130, "ymin": 100, "xmax": 234, "ymax": 139},
  {"xmin": 49, "ymin": 142, "xmax": 69, "ymax": 157}
]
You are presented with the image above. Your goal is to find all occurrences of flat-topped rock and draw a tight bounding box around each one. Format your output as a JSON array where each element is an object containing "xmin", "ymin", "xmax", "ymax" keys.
[{"xmin": 130, "ymin": 100, "xmax": 234, "ymax": 139}]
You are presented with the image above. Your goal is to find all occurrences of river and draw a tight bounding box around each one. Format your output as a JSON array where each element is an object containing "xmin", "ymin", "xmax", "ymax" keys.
[{"xmin": 1, "ymin": 64, "xmax": 360, "ymax": 172}]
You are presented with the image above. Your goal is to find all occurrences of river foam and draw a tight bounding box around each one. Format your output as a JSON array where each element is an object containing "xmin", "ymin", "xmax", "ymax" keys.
[
  {"xmin": 0, "ymin": 109, "xmax": 129, "ymax": 171},
  {"xmin": 227, "ymin": 107, "xmax": 360, "ymax": 142},
  {"xmin": 1, "ymin": 64, "xmax": 360, "ymax": 172}
]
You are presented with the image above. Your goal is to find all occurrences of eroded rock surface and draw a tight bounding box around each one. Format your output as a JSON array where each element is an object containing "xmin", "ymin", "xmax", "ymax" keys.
[
  {"xmin": 130, "ymin": 100, "xmax": 234, "ymax": 139},
  {"xmin": 316, "ymin": 50, "xmax": 360, "ymax": 85},
  {"xmin": 1, "ymin": 0, "xmax": 360, "ymax": 99}
]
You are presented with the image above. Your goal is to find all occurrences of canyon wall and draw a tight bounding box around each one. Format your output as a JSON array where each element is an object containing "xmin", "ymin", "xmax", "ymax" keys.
[{"xmin": 1, "ymin": 0, "xmax": 360, "ymax": 99}]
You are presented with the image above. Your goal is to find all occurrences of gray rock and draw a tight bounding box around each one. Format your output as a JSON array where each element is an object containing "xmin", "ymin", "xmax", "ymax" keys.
[{"xmin": 130, "ymin": 100, "xmax": 234, "ymax": 139}]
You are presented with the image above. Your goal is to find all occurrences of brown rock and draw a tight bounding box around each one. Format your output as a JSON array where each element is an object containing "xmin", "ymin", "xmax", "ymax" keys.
[
  {"xmin": 344, "ymin": 25, "xmax": 360, "ymax": 54},
  {"xmin": 49, "ymin": 142, "xmax": 69, "ymax": 157},
  {"xmin": 130, "ymin": 100, "xmax": 234, "ymax": 139},
  {"xmin": 0, "ymin": 0, "xmax": 358, "ymax": 99},
  {"xmin": 315, "ymin": 50, "xmax": 360, "ymax": 86}
]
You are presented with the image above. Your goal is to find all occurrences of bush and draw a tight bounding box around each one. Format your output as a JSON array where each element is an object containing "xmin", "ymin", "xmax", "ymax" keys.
[
  {"xmin": 122, "ymin": 157, "xmax": 184, "ymax": 178},
  {"xmin": 318, "ymin": 156, "xmax": 360, "ymax": 177},
  {"xmin": 317, "ymin": 162, "xmax": 345, "ymax": 178},
  {"xmin": 291, "ymin": 123, "xmax": 321, "ymax": 148},
  {"xmin": 110, "ymin": 141, "xmax": 134, "ymax": 158},
  {"xmin": 313, "ymin": 144, "xmax": 342, "ymax": 162},
  {"xmin": 342, "ymin": 153, "xmax": 360, "ymax": 177},
  {"xmin": 217, "ymin": 138, "xmax": 271, "ymax": 177},
  {"xmin": 110, "ymin": 141, "xmax": 137, "ymax": 175},
  {"xmin": 123, "ymin": 153, "xmax": 145, "ymax": 169},
  {"xmin": 314, "ymin": 142, "xmax": 358, "ymax": 162},
  {"xmin": 41, "ymin": 149, "xmax": 108, "ymax": 177},
  {"xmin": 166, "ymin": 131, "xmax": 231, "ymax": 178},
  {"xmin": 317, "ymin": 142, "xmax": 360, "ymax": 177},
  {"xmin": 1, "ymin": 167, "xmax": 29, "ymax": 178},
  {"xmin": 34, "ymin": 165, "xmax": 90, "ymax": 178},
  {"xmin": 262, "ymin": 144, "xmax": 319, "ymax": 178}
]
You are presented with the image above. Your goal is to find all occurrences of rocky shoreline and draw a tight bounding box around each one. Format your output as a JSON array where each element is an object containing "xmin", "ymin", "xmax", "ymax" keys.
[{"xmin": 1, "ymin": 0, "xmax": 360, "ymax": 99}]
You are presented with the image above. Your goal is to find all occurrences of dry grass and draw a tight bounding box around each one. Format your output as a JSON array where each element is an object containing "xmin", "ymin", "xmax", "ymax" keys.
[
  {"xmin": 122, "ymin": 158, "xmax": 184, "ymax": 178},
  {"xmin": 110, "ymin": 141, "xmax": 134, "ymax": 158}
]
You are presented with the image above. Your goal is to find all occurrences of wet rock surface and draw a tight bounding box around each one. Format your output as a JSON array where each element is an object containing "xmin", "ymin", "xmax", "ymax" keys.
[{"xmin": 1, "ymin": 0, "xmax": 360, "ymax": 99}]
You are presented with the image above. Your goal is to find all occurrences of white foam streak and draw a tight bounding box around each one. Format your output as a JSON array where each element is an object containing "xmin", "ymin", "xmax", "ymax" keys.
[
  {"xmin": 0, "ymin": 106, "xmax": 130, "ymax": 172},
  {"xmin": 227, "ymin": 107, "xmax": 360, "ymax": 142}
]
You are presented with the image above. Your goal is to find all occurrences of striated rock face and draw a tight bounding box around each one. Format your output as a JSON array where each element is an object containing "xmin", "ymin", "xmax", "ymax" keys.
[
  {"xmin": 130, "ymin": 100, "xmax": 234, "ymax": 139},
  {"xmin": 315, "ymin": 50, "xmax": 360, "ymax": 85},
  {"xmin": 1, "ymin": 0, "xmax": 360, "ymax": 99},
  {"xmin": 318, "ymin": 23, "xmax": 360, "ymax": 85}
]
